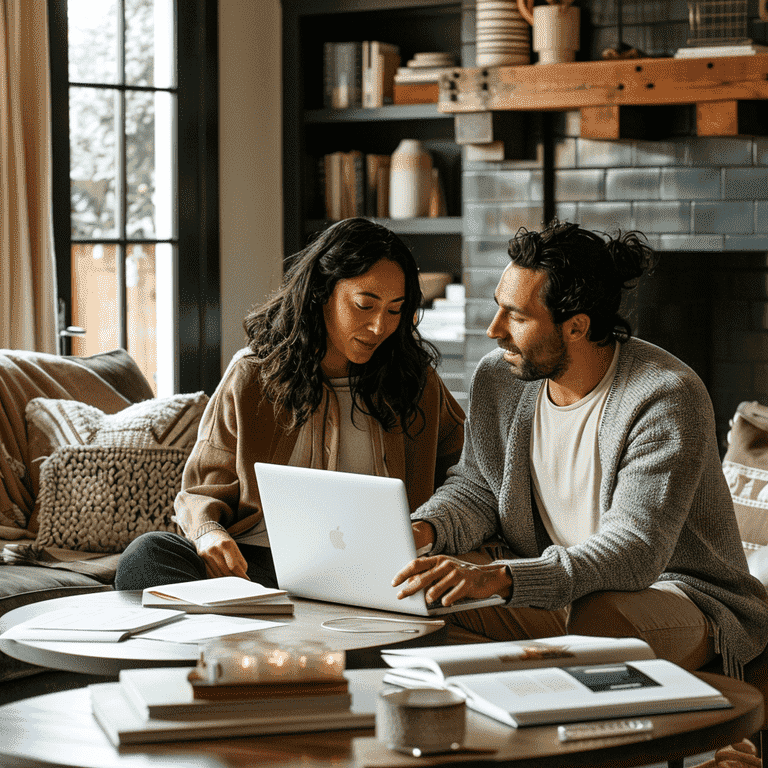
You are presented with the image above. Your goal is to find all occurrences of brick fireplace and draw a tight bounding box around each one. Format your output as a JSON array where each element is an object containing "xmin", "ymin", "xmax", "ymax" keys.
[{"xmin": 460, "ymin": 1, "xmax": 768, "ymax": 451}]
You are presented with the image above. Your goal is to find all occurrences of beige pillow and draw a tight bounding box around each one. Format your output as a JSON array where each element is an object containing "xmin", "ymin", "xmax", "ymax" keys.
[
  {"xmin": 722, "ymin": 400, "xmax": 768, "ymax": 586},
  {"xmin": 26, "ymin": 391, "xmax": 208, "ymax": 497},
  {"xmin": 35, "ymin": 445, "xmax": 189, "ymax": 553}
]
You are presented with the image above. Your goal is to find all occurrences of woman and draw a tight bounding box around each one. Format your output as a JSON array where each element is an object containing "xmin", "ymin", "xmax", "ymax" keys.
[{"xmin": 114, "ymin": 218, "xmax": 465, "ymax": 590}]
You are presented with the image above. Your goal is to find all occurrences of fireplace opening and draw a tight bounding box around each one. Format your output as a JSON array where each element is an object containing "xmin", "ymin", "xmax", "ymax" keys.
[{"xmin": 623, "ymin": 252, "xmax": 768, "ymax": 454}]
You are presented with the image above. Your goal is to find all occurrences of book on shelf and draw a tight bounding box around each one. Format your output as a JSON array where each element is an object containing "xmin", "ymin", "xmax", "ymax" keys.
[
  {"xmin": 363, "ymin": 41, "xmax": 401, "ymax": 108},
  {"xmin": 141, "ymin": 576, "xmax": 289, "ymax": 614},
  {"xmin": 323, "ymin": 41, "xmax": 363, "ymax": 109},
  {"xmin": 90, "ymin": 673, "xmax": 375, "ymax": 746},
  {"xmin": 118, "ymin": 666, "xmax": 350, "ymax": 720},
  {"xmin": 323, "ymin": 150, "xmax": 365, "ymax": 220},
  {"xmin": 381, "ymin": 634, "xmax": 731, "ymax": 727},
  {"xmin": 0, "ymin": 604, "xmax": 184, "ymax": 643},
  {"xmin": 364, "ymin": 154, "xmax": 391, "ymax": 218}
]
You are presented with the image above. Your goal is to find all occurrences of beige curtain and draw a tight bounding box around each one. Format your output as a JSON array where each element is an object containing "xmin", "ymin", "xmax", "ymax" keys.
[{"xmin": 0, "ymin": 0, "xmax": 57, "ymax": 353}]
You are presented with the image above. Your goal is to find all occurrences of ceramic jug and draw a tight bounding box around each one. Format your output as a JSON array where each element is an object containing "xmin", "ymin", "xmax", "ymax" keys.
[
  {"xmin": 517, "ymin": 0, "xmax": 580, "ymax": 64},
  {"xmin": 389, "ymin": 139, "xmax": 433, "ymax": 219}
]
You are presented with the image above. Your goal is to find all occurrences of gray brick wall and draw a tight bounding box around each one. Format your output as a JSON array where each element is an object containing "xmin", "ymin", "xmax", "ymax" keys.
[{"xmin": 458, "ymin": 1, "xmax": 768, "ymax": 439}]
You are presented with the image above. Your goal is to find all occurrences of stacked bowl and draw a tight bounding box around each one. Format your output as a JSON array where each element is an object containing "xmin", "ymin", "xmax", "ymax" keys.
[{"xmin": 475, "ymin": 0, "xmax": 531, "ymax": 66}]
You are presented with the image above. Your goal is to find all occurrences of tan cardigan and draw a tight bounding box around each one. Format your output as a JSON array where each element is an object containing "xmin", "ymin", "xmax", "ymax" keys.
[{"xmin": 174, "ymin": 351, "xmax": 465, "ymax": 540}]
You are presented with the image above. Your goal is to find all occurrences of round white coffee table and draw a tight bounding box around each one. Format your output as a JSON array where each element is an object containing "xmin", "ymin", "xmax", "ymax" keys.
[{"xmin": 0, "ymin": 589, "xmax": 446, "ymax": 676}]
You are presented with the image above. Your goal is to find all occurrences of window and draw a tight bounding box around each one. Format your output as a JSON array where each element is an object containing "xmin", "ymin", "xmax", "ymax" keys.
[{"xmin": 48, "ymin": 0, "xmax": 221, "ymax": 396}]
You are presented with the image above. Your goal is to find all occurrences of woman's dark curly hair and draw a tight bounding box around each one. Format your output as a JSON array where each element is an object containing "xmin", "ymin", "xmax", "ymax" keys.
[
  {"xmin": 243, "ymin": 217, "xmax": 439, "ymax": 433},
  {"xmin": 508, "ymin": 220, "xmax": 656, "ymax": 345}
]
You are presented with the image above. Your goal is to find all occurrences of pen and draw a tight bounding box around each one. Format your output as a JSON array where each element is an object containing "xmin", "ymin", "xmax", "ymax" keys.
[{"xmin": 147, "ymin": 591, "xmax": 185, "ymax": 602}]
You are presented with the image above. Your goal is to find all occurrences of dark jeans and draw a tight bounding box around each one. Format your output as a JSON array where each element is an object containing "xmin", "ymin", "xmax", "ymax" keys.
[{"xmin": 113, "ymin": 531, "xmax": 279, "ymax": 590}]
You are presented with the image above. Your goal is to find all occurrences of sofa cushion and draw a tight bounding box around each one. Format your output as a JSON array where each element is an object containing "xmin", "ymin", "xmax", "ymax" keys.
[
  {"xmin": 722, "ymin": 400, "xmax": 768, "ymax": 585},
  {"xmin": 68, "ymin": 348, "xmax": 155, "ymax": 404},
  {"xmin": 25, "ymin": 391, "xmax": 208, "ymax": 503},
  {"xmin": 0, "ymin": 348, "xmax": 153, "ymax": 536},
  {"xmin": 34, "ymin": 445, "xmax": 190, "ymax": 553}
]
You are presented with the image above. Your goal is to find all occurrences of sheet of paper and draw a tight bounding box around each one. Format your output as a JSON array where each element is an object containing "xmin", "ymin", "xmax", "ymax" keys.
[
  {"xmin": 1, "ymin": 605, "xmax": 183, "ymax": 635},
  {"xmin": 137, "ymin": 614, "xmax": 286, "ymax": 642}
]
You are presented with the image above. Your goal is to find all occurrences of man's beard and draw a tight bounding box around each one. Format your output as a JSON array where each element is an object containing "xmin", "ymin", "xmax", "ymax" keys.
[{"xmin": 503, "ymin": 328, "xmax": 570, "ymax": 382}]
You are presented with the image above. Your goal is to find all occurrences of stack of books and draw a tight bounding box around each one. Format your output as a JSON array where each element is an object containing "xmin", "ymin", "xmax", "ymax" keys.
[
  {"xmin": 323, "ymin": 41, "xmax": 401, "ymax": 109},
  {"xmin": 322, "ymin": 151, "xmax": 391, "ymax": 220},
  {"xmin": 90, "ymin": 665, "xmax": 374, "ymax": 745},
  {"xmin": 393, "ymin": 52, "xmax": 457, "ymax": 105}
]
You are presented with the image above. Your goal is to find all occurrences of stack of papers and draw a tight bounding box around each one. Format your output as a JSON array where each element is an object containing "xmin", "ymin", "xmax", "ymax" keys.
[
  {"xmin": 0, "ymin": 605, "xmax": 184, "ymax": 643},
  {"xmin": 142, "ymin": 576, "xmax": 294, "ymax": 615}
]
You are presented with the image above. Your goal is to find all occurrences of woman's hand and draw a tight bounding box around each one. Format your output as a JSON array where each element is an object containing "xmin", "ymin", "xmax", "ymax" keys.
[
  {"xmin": 392, "ymin": 554, "xmax": 512, "ymax": 606},
  {"xmin": 194, "ymin": 530, "xmax": 250, "ymax": 580}
]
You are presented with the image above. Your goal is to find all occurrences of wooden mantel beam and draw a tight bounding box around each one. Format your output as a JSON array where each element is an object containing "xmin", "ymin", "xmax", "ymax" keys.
[{"xmin": 438, "ymin": 54, "xmax": 768, "ymax": 114}]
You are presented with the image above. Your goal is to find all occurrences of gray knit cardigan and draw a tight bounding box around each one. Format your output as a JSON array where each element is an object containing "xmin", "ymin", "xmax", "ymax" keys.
[{"xmin": 412, "ymin": 338, "xmax": 768, "ymax": 677}]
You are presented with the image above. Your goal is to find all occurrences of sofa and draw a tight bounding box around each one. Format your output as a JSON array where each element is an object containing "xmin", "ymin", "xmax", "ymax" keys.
[{"xmin": 0, "ymin": 347, "xmax": 208, "ymax": 683}]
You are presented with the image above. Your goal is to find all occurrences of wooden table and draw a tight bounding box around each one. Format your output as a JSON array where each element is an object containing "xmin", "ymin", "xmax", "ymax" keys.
[
  {"xmin": 0, "ymin": 590, "xmax": 446, "ymax": 676},
  {"xmin": 0, "ymin": 668, "xmax": 762, "ymax": 768}
]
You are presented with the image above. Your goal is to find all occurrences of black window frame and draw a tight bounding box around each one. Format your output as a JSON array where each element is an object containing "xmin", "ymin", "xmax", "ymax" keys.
[{"xmin": 48, "ymin": 0, "xmax": 221, "ymax": 395}]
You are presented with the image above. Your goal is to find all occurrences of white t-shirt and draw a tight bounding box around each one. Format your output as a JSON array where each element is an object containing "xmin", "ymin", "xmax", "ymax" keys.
[
  {"xmin": 530, "ymin": 344, "xmax": 620, "ymax": 548},
  {"xmin": 236, "ymin": 377, "xmax": 375, "ymax": 547}
]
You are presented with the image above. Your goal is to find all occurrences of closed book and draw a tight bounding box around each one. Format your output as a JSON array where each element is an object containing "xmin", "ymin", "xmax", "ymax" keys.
[
  {"xmin": 119, "ymin": 667, "xmax": 350, "ymax": 719},
  {"xmin": 141, "ymin": 577, "xmax": 287, "ymax": 608},
  {"xmin": 368, "ymin": 41, "xmax": 400, "ymax": 107},
  {"xmin": 90, "ymin": 682, "xmax": 374, "ymax": 746},
  {"xmin": 141, "ymin": 592, "xmax": 294, "ymax": 615},
  {"xmin": 365, "ymin": 154, "xmax": 390, "ymax": 217},
  {"xmin": 323, "ymin": 42, "xmax": 335, "ymax": 108},
  {"xmin": 393, "ymin": 81, "xmax": 440, "ymax": 105}
]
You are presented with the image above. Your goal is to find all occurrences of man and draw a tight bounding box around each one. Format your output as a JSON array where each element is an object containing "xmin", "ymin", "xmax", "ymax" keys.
[{"xmin": 395, "ymin": 220, "xmax": 768, "ymax": 678}]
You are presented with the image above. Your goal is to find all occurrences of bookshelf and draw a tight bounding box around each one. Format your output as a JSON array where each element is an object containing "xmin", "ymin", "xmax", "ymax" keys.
[
  {"xmin": 282, "ymin": 0, "xmax": 467, "ymax": 402},
  {"xmin": 281, "ymin": 0, "xmax": 463, "ymax": 251}
]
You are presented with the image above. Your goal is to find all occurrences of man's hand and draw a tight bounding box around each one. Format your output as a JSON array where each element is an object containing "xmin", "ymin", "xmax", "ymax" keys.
[
  {"xmin": 392, "ymin": 554, "xmax": 512, "ymax": 606},
  {"xmin": 195, "ymin": 530, "xmax": 250, "ymax": 580},
  {"xmin": 411, "ymin": 521, "xmax": 436, "ymax": 552}
]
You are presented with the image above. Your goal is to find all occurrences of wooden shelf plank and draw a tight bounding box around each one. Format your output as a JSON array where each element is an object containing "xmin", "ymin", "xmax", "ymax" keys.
[
  {"xmin": 306, "ymin": 104, "xmax": 449, "ymax": 123},
  {"xmin": 306, "ymin": 217, "xmax": 463, "ymax": 235},
  {"xmin": 438, "ymin": 54, "xmax": 768, "ymax": 114}
]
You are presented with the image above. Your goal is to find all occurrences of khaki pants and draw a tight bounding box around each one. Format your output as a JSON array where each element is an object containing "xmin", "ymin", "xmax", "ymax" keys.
[{"xmin": 447, "ymin": 543, "xmax": 716, "ymax": 672}]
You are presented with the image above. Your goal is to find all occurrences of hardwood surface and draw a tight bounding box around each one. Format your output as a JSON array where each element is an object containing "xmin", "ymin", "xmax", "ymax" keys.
[
  {"xmin": 0, "ymin": 669, "xmax": 761, "ymax": 768},
  {"xmin": 0, "ymin": 590, "xmax": 446, "ymax": 676}
]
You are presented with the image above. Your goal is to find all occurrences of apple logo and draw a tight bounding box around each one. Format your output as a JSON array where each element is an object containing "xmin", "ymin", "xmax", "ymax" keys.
[{"xmin": 329, "ymin": 526, "xmax": 345, "ymax": 550}]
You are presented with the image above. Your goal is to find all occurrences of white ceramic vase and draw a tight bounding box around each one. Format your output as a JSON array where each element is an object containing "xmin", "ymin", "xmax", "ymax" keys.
[{"xmin": 389, "ymin": 139, "xmax": 433, "ymax": 219}]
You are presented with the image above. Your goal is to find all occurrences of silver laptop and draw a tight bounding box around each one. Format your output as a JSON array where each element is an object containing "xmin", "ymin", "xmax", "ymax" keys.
[{"xmin": 253, "ymin": 463, "xmax": 505, "ymax": 616}]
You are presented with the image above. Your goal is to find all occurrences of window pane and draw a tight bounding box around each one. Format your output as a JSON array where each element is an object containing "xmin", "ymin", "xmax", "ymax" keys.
[
  {"xmin": 155, "ymin": 92, "xmax": 176, "ymax": 240},
  {"xmin": 126, "ymin": 91, "xmax": 155, "ymax": 238},
  {"xmin": 68, "ymin": 0, "xmax": 118, "ymax": 84},
  {"xmin": 126, "ymin": 244, "xmax": 158, "ymax": 395},
  {"xmin": 154, "ymin": 244, "xmax": 176, "ymax": 396},
  {"xmin": 70, "ymin": 244, "xmax": 119, "ymax": 356},
  {"xmin": 125, "ymin": 0, "xmax": 175, "ymax": 88},
  {"xmin": 70, "ymin": 87, "xmax": 118, "ymax": 239}
]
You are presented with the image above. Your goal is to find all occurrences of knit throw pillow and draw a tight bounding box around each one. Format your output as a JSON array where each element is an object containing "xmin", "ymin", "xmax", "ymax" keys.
[
  {"xmin": 722, "ymin": 400, "xmax": 768, "ymax": 582},
  {"xmin": 35, "ymin": 445, "xmax": 190, "ymax": 553},
  {"xmin": 25, "ymin": 391, "xmax": 208, "ymax": 496}
]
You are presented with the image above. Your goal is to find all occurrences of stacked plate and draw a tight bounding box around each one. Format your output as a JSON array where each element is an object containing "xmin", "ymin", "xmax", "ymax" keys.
[{"xmin": 476, "ymin": 0, "xmax": 531, "ymax": 66}]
